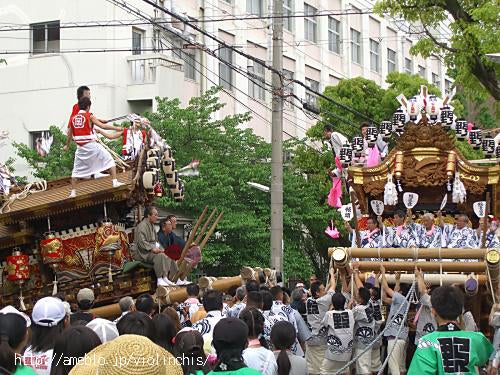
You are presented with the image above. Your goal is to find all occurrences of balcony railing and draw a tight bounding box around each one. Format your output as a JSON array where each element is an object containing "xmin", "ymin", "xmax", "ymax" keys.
[{"xmin": 127, "ymin": 54, "xmax": 183, "ymax": 84}]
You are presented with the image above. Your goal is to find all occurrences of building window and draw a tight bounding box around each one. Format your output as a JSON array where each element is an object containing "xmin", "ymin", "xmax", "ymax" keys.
[
  {"xmin": 404, "ymin": 58, "xmax": 412, "ymax": 74},
  {"xmin": 418, "ymin": 65, "xmax": 426, "ymax": 78},
  {"xmin": 304, "ymin": 4, "xmax": 318, "ymax": 42},
  {"xmin": 369, "ymin": 39, "xmax": 380, "ymax": 73},
  {"xmin": 30, "ymin": 21, "xmax": 60, "ymax": 54},
  {"xmin": 248, "ymin": 59, "xmax": 266, "ymax": 100},
  {"xmin": 328, "ymin": 17, "xmax": 341, "ymax": 54},
  {"xmin": 432, "ymin": 73, "xmax": 440, "ymax": 87},
  {"xmin": 183, "ymin": 50, "xmax": 197, "ymax": 81},
  {"xmin": 351, "ymin": 28, "xmax": 361, "ymax": 64},
  {"xmin": 132, "ymin": 29, "xmax": 144, "ymax": 55},
  {"xmin": 283, "ymin": 0, "xmax": 293, "ymax": 32},
  {"xmin": 387, "ymin": 48, "xmax": 396, "ymax": 73},
  {"xmin": 247, "ymin": 0, "xmax": 263, "ymax": 16},
  {"xmin": 305, "ymin": 78, "xmax": 320, "ymax": 109},
  {"xmin": 283, "ymin": 69, "xmax": 295, "ymax": 110},
  {"xmin": 445, "ymin": 79, "xmax": 452, "ymax": 95},
  {"xmin": 154, "ymin": 0, "xmax": 165, "ymax": 18},
  {"xmin": 219, "ymin": 46, "xmax": 233, "ymax": 89}
]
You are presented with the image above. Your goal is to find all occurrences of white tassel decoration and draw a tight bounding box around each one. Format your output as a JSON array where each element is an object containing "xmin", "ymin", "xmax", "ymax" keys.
[
  {"xmin": 452, "ymin": 171, "xmax": 467, "ymax": 204},
  {"xmin": 447, "ymin": 180, "xmax": 452, "ymax": 192},
  {"xmin": 108, "ymin": 263, "xmax": 113, "ymax": 283},
  {"xmin": 384, "ymin": 173, "xmax": 398, "ymax": 206},
  {"xmin": 19, "ymin": 289, "xmax": 26, "ymax": 311},
  {"xmin": 52, "ymin": 274, "xmax": 58, "ymax": 296}
]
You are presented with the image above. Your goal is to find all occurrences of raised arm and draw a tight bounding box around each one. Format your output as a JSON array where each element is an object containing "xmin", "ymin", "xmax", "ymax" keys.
[
  {"xmin": 344, "ymin": 221, "xmax": 353, "ymax": 233},
  {"xmin": 340, "ymin": 270, "xmax": 349, "ymax": 294},
  {"xmin": 95, "ymin": 127, "xmax": 123, "ymax": 139},
  {"xmin": 394, "ymin": 271, "xmax": 401, "ymax": 293},
  {"xmin": 90, "ymin": 115, "xmax": 122, "ymax": 131},
  {"xmin": 352, "ymin": 262, "xmax": 364, "ymax": 290},
  {"xmin": 380, "ymin": 265, "xmax": 394, "ymax": 298},
  {"xmin": 415, "ymin": 267, "xmax": 427, "ymax": 297},
  {"xmin": 437, "ymin": 210, "xmax": 444, "ymax": 228},
  {"xmin": 326, "ymin": 267, "xmax": 336, "ymax": 292}
]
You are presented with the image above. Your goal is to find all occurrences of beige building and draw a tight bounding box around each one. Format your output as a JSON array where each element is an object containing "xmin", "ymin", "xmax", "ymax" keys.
[{"xmin": 0, "ymin": 0, "xmax": 450, "ymax": 177}]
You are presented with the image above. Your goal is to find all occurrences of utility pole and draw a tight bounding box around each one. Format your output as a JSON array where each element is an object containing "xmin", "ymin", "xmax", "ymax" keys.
[{"xmin": 270, "ymin": 0, "xmax": 284, "ymax": 274}]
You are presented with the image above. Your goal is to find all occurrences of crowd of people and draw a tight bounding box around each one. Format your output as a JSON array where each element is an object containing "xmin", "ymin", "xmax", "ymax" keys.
[
  {"xmin": 0, "ymin": 264, "xmax": 499, "ymax": 375},
  {"xmin": 345, "ymin": 210, "xmax": 500, "ymax": 250}
]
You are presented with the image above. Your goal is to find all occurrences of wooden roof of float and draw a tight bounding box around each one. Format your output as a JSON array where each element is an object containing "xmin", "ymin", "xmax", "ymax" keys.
[
  {"xmin": 0, "ymin": 171, "xmax": 133, "ymax": 225},
  {"xmin": 348, "ymin": 123, "xmax": 500, "ymax": 216}
]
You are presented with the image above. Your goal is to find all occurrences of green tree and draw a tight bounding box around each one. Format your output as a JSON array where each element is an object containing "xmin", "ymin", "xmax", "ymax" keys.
[{"xmin": 374, "ymin": 0, "xmax": 500, "ymax": 102}]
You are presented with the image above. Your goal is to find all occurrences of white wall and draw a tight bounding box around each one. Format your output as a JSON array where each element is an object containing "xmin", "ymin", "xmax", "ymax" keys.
[{"xmin": 0, "ymin": 0, "xmax": 449, "ymax": 178}]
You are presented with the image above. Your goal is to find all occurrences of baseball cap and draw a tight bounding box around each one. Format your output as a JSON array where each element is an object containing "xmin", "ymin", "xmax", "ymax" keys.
[
  {"xmin": 32, "ymin": 297, "xmax": 66, "ymax": 327},
  {"xmin": 86, "ymin": 318, "xmax": 119, "ymax": 343},
  {"xmin": 0, "ymin": 305, "xmax": 31, "ymax": 327},
  {"xmin": 212, "ymin": 318, "xmax": 248, "ymax": 351},
  {"xmin": 77, "ymin": 288, "xmax": 95, "ymax": 303}
]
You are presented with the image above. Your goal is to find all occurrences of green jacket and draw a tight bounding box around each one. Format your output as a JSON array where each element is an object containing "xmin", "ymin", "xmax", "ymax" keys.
[{"xmin": 408, "ymin": 323, "xmax": 493, "ymax": 375}]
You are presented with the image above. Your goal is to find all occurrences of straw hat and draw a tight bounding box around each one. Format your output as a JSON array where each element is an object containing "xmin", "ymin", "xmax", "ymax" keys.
[{"xmin": 69, "ymin": 334, "xmax": 183, "ymax": 375}]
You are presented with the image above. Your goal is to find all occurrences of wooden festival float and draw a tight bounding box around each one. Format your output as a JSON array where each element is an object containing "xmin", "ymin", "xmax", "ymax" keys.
[
  {"xmin": 0, "ymin": 120, "xmax": 236, "ymax": 315},
  {"xmin": 329, "ymin": 86, "xmax": 499, "ymax": 332}
]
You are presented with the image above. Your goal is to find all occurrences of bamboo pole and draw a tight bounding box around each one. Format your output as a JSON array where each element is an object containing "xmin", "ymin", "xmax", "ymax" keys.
[
  {"xmin": 349, "ymin": 187, "xmax": 361, "ymax": 248},
  {"xmin": 199, "ymin": 211, "xmax": 224, "ymax": 251},
  {"xmin": 194, "ymin": 208, "xmax": 217, "ymax": 244},
  {"xmin": 130, "ymin": 147, "xmax": 146, "ymax": 189},
  {"xmin": 359, "ymin": 273, "xmax": 488, "ymax": 286},
  {"xmin": 328, "ymin": 247, "xmax": 490, "ymax": 260},
  {"xmin": 357, "ymin": 261, "xmax": 486, "ymax": 273},
  {"xmin": 481, "ymin": 192, "xmax": 491, "ymax": 249},
  {"xmin": 177, "ymin": 206, "xmax": 208, "ymax": 265}
]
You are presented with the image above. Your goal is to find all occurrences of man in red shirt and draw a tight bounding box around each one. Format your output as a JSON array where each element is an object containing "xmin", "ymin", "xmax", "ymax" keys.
[
  {"xmin": 68, "ymin": 86, "xmax": 107, "ymax": 127},
  {"xmin": 64, "ymin": 97, "xmax": 123, "ymax": 198}
]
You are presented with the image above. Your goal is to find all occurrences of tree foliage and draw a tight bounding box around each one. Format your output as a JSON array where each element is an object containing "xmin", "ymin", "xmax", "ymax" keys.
[{"xmin": 374, "ymin": 0, "xmax": 500, "ymax": 102}]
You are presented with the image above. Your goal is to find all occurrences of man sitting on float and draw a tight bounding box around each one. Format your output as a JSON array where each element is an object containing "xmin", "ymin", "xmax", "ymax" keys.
[
  {"xmin": 474, "ymin": 216, "xmax": 500, "ymax": 248},
  {"xmin": 378, "ymin": 209, "xmax": 417, "ymax": 248},
  {"xmin": 440, "ymin": 213, "xmax": 478, "ymax": 249},
  {"xmin": 345, "ymin": 216, "xmax": 382, "ymax": 249},
  {"xmin": 410, "ymin": 212, "xmax": 445, "ymax": 249}
]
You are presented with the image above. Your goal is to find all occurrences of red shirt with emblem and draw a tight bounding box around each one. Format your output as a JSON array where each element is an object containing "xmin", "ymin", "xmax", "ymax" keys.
[
  {"xmin": 67, "ymin": 103, "xmax": 79, "ymax": 128},
  {"xmin": 69, "ymin": 111, "xmax": 95, "ymax": 146}
]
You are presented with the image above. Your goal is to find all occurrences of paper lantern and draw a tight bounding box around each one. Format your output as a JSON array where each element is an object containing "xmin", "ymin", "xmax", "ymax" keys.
[
  {"xmin": 162, "ymin": 158, "xmax": 175, "ymax": 174},
  {"xmin": 394, "ymin": 151, "xmax": 404, "ymax": 180},
  {"xmin": 40, "ymin": 234, "xmax": 64, "ymax": 264},
  {"xmin": 173, "ymin": 180, "xmax": 184, "ymax": 199},
  {"xmin": 406, "ymin": 96, "xmax": 421, "ymax": 122},
  {"xmin": 455, "ymin": 119, "xmax": 468, "ymax": 140},
  {"xmin": 166, "ymin": 170, "xmax": 179, "ymax": 189},
  {"xmin": 146, "ymin": 156, "xmax": 160, "ymax": 170},
  {"xmin": 496, "ymin": 145, "xmax": 500, "ymax": 159},
  {"xmin": 482, "ymin": 136, "xmax": 495, "ymax": 157},
  {"xmin": 162, "ymin": 147, "xmax": 173, "ymax": 162},
  {"xmin": 440, "ymin": 106, "xmax": 454, "ymax": 131},
  {"xmin": 7, "ymin": 251, "xmax": 30, "ymax": 282},
  {"xmin": 469, "ymin": 128, "xmax": 482, "ymax": 150},
  {"xmin": 366, "ymin": 126, "xmax": 378, "ymax": 147},
  {"xmin": 147, "ymin": 148, "xmax": 161, "ymax": 159},
  {"xmin": 351, "ymin": 136, "xmax": 364, "ymax": 157},
  {"xmin": 392, "ymin": 109, "xmax": 406, "ymax": 136},
  {"xmin": 339, "ymin": 143, "xmax": 352, "ymax": 168},
  {"xmin": 143, "ymin": 170, "xmax": 159, "ymax": 191},
  {"xmin": 379, "ymin": 121, "xmax": 392, "ymax": 140},
  {"xmin": 425, "ymin": 95, "xmax": 441, "ymax": 123}
]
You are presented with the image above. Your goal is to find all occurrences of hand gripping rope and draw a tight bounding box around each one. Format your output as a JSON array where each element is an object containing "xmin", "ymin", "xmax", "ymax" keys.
[{"xmin": 332, "ymin": 281, "xmax": 417, "ymax": 375}]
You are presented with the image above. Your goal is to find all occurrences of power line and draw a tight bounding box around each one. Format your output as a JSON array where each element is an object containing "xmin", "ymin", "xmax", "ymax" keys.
[{"xmin": 0, "ymin": 47, "xmax": 179, "ymax": 54}]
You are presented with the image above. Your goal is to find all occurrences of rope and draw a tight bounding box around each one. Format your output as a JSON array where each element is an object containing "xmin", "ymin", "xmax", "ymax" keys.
[
  {"xmin": 333, "ymin": 282, "xmax": 416, "ymax": 375},
  {"xmin": 376, "ymin": 282, "xmax": 416, "ymax": 375},
  {"xmin": 486, "ymin": 264, "xmax": 497, "ymax": 304},
  {"xmin": 0, "ymin": 180, "xmax": 47, "ymax": 214},
  {"xmin": 439, "ymin": 247, "xmax": 443, "ymax": 286}
]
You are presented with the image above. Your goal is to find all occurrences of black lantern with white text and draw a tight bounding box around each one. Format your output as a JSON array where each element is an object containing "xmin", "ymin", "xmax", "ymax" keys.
[
  {"xmin": 366, "ymin": 126, "xmax": 378, "ymax": 147},
  {"xmin": 455, "ymin": 119, "xmax": 468, "ymax": 141},
  {"xmin": 482, "ymin": 136, "xmax": 495, "ymax": 157},
  {"xmin": 469, "ymin": 128, "xmax": 482, "ymax": 150},
  {"xmin": 351, "ymin": 136, "xmax": 363, "ymax": 158},
  {"xmin": 379, "ymin": 121, "xmax": 392, "ymax": 140},
  {"xmin": 339, "ymin": 143, "xmax": 352, "ymax": 168},
  {"xmin": 392, "ymin": 109, "xmax": 406, "ymax": 136},
  {"xmin": 440, "ymin": 105, "xmax": 454, "ymax": 131}
]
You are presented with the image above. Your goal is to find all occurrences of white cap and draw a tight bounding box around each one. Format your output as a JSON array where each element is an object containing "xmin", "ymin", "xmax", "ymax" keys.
[
  {"xmin": 0, "ymin": 305, "xmax": 31, "ymax": 327},
  {"xmin": 32, "ymin": 297, "xmax": 66, "ymax": 327},
  {"xmin": 86, "ymin": 318, "xmax": 119, "ymax": 343}
]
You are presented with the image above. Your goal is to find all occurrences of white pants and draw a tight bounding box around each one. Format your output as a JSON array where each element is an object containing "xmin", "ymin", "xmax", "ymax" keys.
[
  {"xmin": 306, "ymin": 344, "xmax": 326, "ymax": 375},
  {"xmin": 354, "ymin": 348, "xmax": 372, "ymax": 375},
  {"xmin": 72, "ymin": 141, "xmax": 115, "ymax": 178},
  {"xmin": 387, "ymin": 339, "xmax": 407, "ymax": 375},
  {"xmin": 320, "ymin": 358, "xmax": 349, "ymax": 375},
  {"xmin": 371, "ymin": 346, "xmax": 382, "ymax": 373}
]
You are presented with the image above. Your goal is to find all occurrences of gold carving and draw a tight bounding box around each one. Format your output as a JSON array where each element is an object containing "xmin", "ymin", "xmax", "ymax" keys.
[
  {"xmin": 100, "ymin": 285, "xmax": 114, "ymax": 293},
  {"xmin": 119, "ymin": 280, "xmax": 132, "ymax": 289},
  {"xmin": 396, "ymin": 124, "xmax": 455, "ymax": 151}
]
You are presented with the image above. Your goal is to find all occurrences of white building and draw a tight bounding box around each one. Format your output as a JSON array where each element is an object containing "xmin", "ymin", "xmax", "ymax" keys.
[{"xmin": 0, "ymin": 0, "xmax": 451, "ymax": 177}]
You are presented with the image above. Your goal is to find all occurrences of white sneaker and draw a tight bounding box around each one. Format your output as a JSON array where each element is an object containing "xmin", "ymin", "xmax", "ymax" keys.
[
  {"xmin": 94, "ymin": 172, "xmax": 108, "ymax": 178},
  {"xmin": 176, "ymin": 278, "xmax": 189, "ymax": 286},
  {"xmin": 157, "ymin": 277, "xmax": 176, "ymax": 287},
  {"xmin": 112, "ymin": 179, "xmax": 124, "ymax": 188},
  {"xmin": 68, "ymin": 190, "xmax": 76, "ymax": 198}
]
